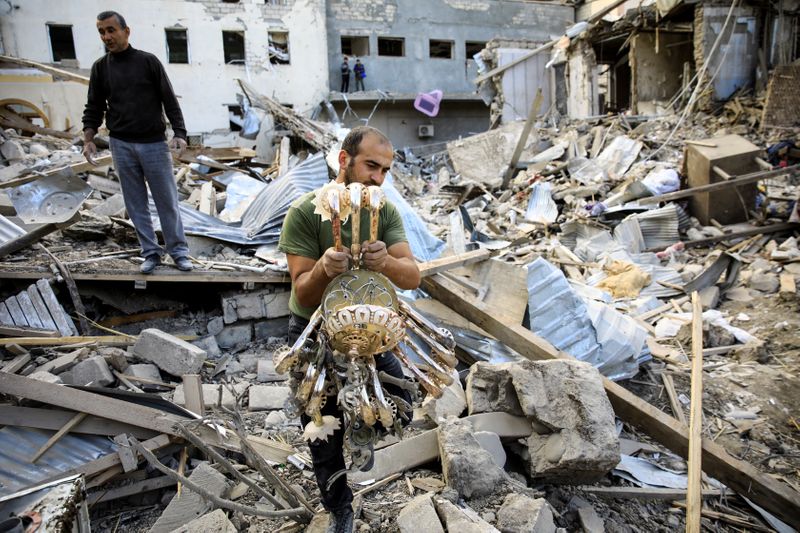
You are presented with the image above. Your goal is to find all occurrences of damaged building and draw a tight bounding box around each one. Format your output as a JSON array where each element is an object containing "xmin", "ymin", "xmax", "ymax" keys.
[{"xmin": 0, "ymin": 0, "xmax": 800, "ymax": 532}]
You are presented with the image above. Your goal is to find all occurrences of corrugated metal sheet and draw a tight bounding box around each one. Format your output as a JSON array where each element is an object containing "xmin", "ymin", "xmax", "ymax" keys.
[
  {"xmin": 632, "ymin": 204, "xmax": 680, "ymax": 251},
  {"xmin": 498, "ymin": 47, "xmax": 552, "ymax": 123},
  {"xmin": 527, "ymin": 257, "xmax": 641, "ymax": 380},
  {"xmin": 383, "ymin": 174, "xmax": 444, "ymax": 262},
  {"xmin": 0, "ymin": 215, "xmax": 25, "ymax": 242},
  {"xmin": 0, "ymin": 426, "xmax": 116, "ymax": 496},
  {"xmin": 150, "ymin": 153, "xmax": 328, "ymax": 245}
]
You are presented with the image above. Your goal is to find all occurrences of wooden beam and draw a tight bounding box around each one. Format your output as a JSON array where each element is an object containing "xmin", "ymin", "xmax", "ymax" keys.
[
  {"xmin": 0, "ymin": 155, "xmax": 114, "ymax": 189},
  {"xmin": 421, "ymin": 274, "xmax": 800, "ymax": 528},
  {"xmin": 578, "ymin": 486, "xmax": 722, "ymax": 500},
  {"xmin": 0, "ymin": 107, "xmax": 75, "ymax": 139},
  {"xmin": 52, "ymin": 434, "xmax": 172, "ymax": 481},
  {"xmin": 30, "ymin": 412, "xmax": 88, "ymax": 463},
  {"xmin": 0, "ymin": 406, "xmax": 158, "ymax": 438},
  {"xmin": 87, "ymin": 475, "xmax": 175, "ymax": 505},
  {"xmin": 0, "ymin": 334, "xmax": 194, "ymax": 347},
  {"xmin": 0, "ymin": 372, "xmax": 186, "ymax": 436},
  {"xmin": 0, "ymin": 55, "xmax": 90, "ymax": 84},
  {"xmin": 0, "ymin": 267, "xmax": 290, "ymax": 284},
  {"xmin": 0, "ymin": 214, "xmax": 80, "ymax": 260},
  {"xmin": 647, "ymin": 222, "xmax": 799, "ymax": 252},
  {"xmin": 661, "ymin": 372, "xmax": 687, "ymax": 425},
  {"xmin": 0, "ymin": 352, "xmax": 31, "ymax": 374},
  {"xmin": 502, "ymin": 88, "xmax": 543, "ymax": 188},
  {"xmin": 181, "ymin": 374, "xmax": 204, "ymax": 417},
  {"xmin": 639, "ymin": 164, "xmax": 800, "ymax": 205},
  {"xmin": 417, "ymin": 249, "xmax": 491, "ymax": 278},
  {"xmin": 686, "ymin": 292, "xmax": 704, "ymax": 533}
]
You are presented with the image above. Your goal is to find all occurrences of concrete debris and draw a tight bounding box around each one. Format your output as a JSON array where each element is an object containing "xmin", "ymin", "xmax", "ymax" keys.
[
  {"xmin": 216, "ymin": 322, "xmax": 253, "ymax": 349},
  {"xmin": 248, "ymin": 385, "xmax": 291, "ymax": 411},
  {"xmin": 438, "ymin": 417, "xmax": 511, "ymax": 499},
  {"xmin": 221, "ymin": 288, "xmax": 290, "ymax": 323},
  {"xmin": 496, "ymin": 493, "xmax": 556, "ymax": 533},
  {"xmin": 173, "ymin": 382, "xmax": 249, "ymax": 409},
  {"xmin": 467, "ymin": 360, "xmax": 619, "ymax": 483},
  {"xmin": 132, "ymin": 329, "xmax": 207, "ymax": 376},
  {"xmin": 149, "ymin": 462, "xmax": 231, "ymax": 533},
  {"xmin": 167, "ymin": 509, "xmax": 236, "ymax": 533},
  {"xmin": 398, "ymin": 493, "xmax": 444, "ymax": 533},
  {"xmin": 434, "ymin": 497, "xmax": 501, "ymax": 533},
  {"xmin": 421, "ymin": 370, "xmax": 467, "ymax": 423},
  {"xmin": 70, "ymin": 355, "xmax": 115, "ymax": 387},
  {"xmin": 257, "ymin": 358, "xmax": 287, "ymax": 383}
]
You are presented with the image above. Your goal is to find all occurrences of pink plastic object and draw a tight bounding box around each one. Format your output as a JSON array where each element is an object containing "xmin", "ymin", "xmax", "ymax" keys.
[{"xmin": 414, "ymin": 90, "xmax": 443, "ymax": 117}]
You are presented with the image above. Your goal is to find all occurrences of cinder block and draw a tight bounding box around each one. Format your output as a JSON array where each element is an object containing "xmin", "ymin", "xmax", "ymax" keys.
[
  {"xmin": 132, "ymin": 329, "xmax": 206, "ymax": 376},
  {"xmin": 248, "ymin": 385, "xmax": 291, "ymax": 411},
  {"xmin": 216, "ymin": 323, "xmax": 253, "ymax": 350},
  {"xmin": 221, "ymin": 289, "xmax": 290, "ymax": 324},
  {"xmin": 71, "ymin": 356, "xmax": 115, "ymax": 387}
]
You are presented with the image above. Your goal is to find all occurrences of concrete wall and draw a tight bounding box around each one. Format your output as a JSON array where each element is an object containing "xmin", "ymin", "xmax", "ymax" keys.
[
  {"xmin": 631, "ymin": 31, "xmax": 693, "ymax": 112},
  {"xmin": 326, "ymin": 0, "xmax": 574, "ymax": 95},
  {"xmin": 331, "ymin": 100, "xmax": 489, "ymax": 148},
  {"xmin": 0, "ymin": 0, "xmax": 329, "ymax": 134}
]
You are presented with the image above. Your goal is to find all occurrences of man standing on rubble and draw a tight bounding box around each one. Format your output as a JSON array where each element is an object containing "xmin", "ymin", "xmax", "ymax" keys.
[
  {"xmin": 278, "ymin": 126, "xmax": 419, "ymax": 533},
  {"xmin": 353, "ymin": 59, "xmax": 366, "ymax": 92},
  {"xmin": 340, "ymin": 56, "xmax": 351, "ymax": 93},
  {"xmin": 82, "ymin": 10, "xmax": 193, "ymax": 274}
]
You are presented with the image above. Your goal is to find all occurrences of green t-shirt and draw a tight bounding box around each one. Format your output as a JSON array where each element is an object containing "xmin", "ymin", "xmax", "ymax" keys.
[{"xmin": 278, "ymin": 189, "xmax": 408, "ymax": 319}]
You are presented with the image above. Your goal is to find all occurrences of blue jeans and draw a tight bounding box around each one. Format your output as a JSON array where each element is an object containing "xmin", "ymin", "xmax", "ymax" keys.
[{"xmin": 109, "ymin": 138, "xmax": 189, "ymax": 259}]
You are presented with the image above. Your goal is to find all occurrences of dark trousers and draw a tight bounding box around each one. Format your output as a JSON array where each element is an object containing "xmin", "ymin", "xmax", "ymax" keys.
[
  {"xmin": 340, "ymin": 75, "xmax": 350, "ymax": 93},
  {"xmin": 288, "ymin": 312, "xmax": 410, "ymax": 512}
]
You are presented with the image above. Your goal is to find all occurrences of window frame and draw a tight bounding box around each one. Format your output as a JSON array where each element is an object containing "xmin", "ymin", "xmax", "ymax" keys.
[
  {"xmin": 222, "ymin": 30, "xmax": 246, "ymax": 65},
  {"xmin": 165, "ymin": 28, "xmax": 189, "ymax": 64},
  {"xmin": 429, "ymin": 39, "xmax": 454, "ymax": 59},
  {"xmin": 47, "ymin": 23, "xmax": 77, "ymax": 62},
  {"xmin": 377, "ymin": 36, "xmax": 405, "ymax": 57}
]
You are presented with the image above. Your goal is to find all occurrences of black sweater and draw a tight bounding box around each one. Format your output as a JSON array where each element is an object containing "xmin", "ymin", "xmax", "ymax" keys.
[{"xmin": 83, "ymin": 46, "xmax": 187, "ymax": 143}]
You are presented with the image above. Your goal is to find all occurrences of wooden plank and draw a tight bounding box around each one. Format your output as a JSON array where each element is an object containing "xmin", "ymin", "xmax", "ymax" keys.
[
  {"xmin": 0, "ymin": 267, "xmax": 290, "ymax": 284},
  {"xmin": 502, "ymin": 88, "xmax": 543, "ymax": 188},
  {"xmin": 417, "ymin": 249, "xmax": 491, "ymax": 278},
  {"xmin": 35, "ymin": 279, "xmax": 75, "ymax": 336},
  {"xmin": 52, "ymin": 434, "xmax": 172, "ymax": 481},
  {"xmin": 0, "ymin": 406, "xmax": 158, "ymax": 438},
  {"xmin": 4, "ymin": 296, "xmax": 28, "ymax": 327},
  {"xmin": 0, "ymin": 324, "xmax": 59, "ymax": 337},
  {"xmin": 422, "ymin": 274, "xmax": 800, "ymax": 528},
  {"xmin": 113, "ymin": 434, "xmax": 138, "ymax": 473},
  {"xmin": 639, "ymin": 164, "xmax": 799, "ymax": 205},
  {"xmin": 0, "ymin": 302, "xmax": 13, "ymax": 325},
  {"xmin": 0, "ymin": 372, "xmax": 186, "ymax": 436},
  {"xmin": 0, "ymin": 107, "xmax": 75, "ymax": 139},
  {"xmin": 15, "ymin": 290, "xmax": 43, "ymax": 329},
  {"xmin": 579, "ymin": 486, "xmax": 722, "ymax": 500},
  {"xmin": 27, "ymin": 284, "xmax": 58, "ymax": 331},
  {"xmin": 686, "ymin": 292, "xmax": 704, "ymax": 533},
  {"xmin": 652, "ymin": 222, "xmax": 800, "ymax": 252},
  {"xmin": 277, "ymin": 136, "xmax": 291, "ymax": 178},
  {"xmin": 0, "ymin": 55, "xmax": 90, "ymax": 84},
  {"xmin": 780, "ymin": 273, "xmax": 796, "ymax": 297},
  {"xmin": 0, "ymin": 335, "xmax": 180, "ymax": 347},
  {"xmin": 1, "ymin": 353, "xmax": 31, "ymax": 374},
  {"xmin": 30, "ymin": 412, "xmax": 88, "ymax": 463},
  {"xmin": 661, "ymin": 372, "xmax": 687, "ymax": 425},
  {"xmin": 87, "ymin": 475, "xmax": 175, "ymax": 505},
  {"xmin": 182, "ymin": 374, "xmax": 204, "ymax": 417},
  {"xmin": 0, "ymin": 156, "xmax": 114, "ymax": 190}
]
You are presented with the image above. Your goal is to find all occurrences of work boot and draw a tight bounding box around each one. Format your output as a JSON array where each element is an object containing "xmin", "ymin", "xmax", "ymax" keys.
[
  {"xmin": 325, "ymin": 506, "xmax": 354, "ymax": 533},
  {"xmin": 140, "ymin": 255, "xmax": 161, "ymax": 274},
  {"xmin": 173, "ymin": 256, "xmax": 194, "ymax": 272}
]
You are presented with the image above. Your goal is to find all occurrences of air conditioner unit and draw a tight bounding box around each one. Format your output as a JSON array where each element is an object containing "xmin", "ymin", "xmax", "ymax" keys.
[{"xmin": 418, "ymin": 124, "xmax": 434, "ymax": 138}]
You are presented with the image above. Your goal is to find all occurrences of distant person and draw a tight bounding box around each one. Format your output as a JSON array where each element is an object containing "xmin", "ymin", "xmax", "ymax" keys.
[
  {"xmin": 353, "ymin": 59, "xmax": 366, "ymax": 91},
  {"xmin": 340, "ymin": 56, "xmax": 350, "ymax": 93},
  {"xmin": 82, "ymin": 10, "xmax": 193, "ymax": 275}
]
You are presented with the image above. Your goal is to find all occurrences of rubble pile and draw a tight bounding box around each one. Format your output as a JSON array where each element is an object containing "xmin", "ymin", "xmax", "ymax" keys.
[{"xmin": 1, "ymin": 54, "xmax": 799, "ymax": 533}]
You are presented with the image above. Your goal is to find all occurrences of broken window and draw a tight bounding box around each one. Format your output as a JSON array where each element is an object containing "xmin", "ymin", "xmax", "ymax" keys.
[
  {"xmin": 165, "ymin": 28, "xmax": 188, "ymax": 64},
  {"xmin": 265, "ymin": 0, "xmax": 288, "ymax": 4},
  {"xmin": 341, "ymin": 35, "xmax": 370, "ymax": 56},
  {"xmin": 429, "ymin": 40, "xmax": 453, "ymax": 59},
  {"xmin": 465, "ymin": 41, "xmax": 486, "ymax": 60},
  {"xmin": 47, "ymin": 24, "xmax": 76, "ymax": 62},
  {"xmin": 268, "ymin": 31, "xmax": 290, "ymax": 64},
  {"xmin": 378, "ymin": 37, "xmax": 404, "ymax": 57},
  {"xmin": 222, "ymin": 30, "xmax": 245, "ymax": 64}
]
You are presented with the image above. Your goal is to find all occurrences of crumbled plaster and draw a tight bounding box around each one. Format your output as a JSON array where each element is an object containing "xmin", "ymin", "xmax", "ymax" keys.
[
  {"xmin": 442, "ymin": 0, "xmax": 491, "ymax": 10},
  {"xmin": 330, "ymin": 0, "xmax": 398, "ymax": 24}
]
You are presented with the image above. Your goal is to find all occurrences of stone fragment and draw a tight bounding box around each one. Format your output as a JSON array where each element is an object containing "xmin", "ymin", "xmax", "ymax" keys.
[
  {"xmin": 28, "ymin": 371, "xmax": 63, "ymax": 384},
  {"xmin": 167, "ymin": 509, "xmax": 236, "ymax": 533},
  {"xmin": 27, "ymin": 143, "xmax": 49, "ymax": 157},
  {"xmin": 434, "ymin": 498, "xmax": 500, "ymax": 533},
  {"xmin": 257, "ymin": 358, "xmax": 287, "ymax": 382},
  {"xmin": 749, "ymin": 272, "xmax": 779, "ymax": 293},
  {"xmin": 221, "ymin": 289, "xmax": 290, "ymax": 323},
  {"xmin": 422, "ymin": 370, "xmax": 466, "ymax": 423},
  {"xmin": 438, "ymin": 417, "xmax": 509, "ymax": 499},
  {"xmin": 474, "ymin": 431, "xmax": 506, "ymax": 468},
  {"xmin": 149, "ymin": 462, "xmax": 230, "ymax": 533},
  {"xmin": 133, "ymin": 329, "xmax": 206, "ymax": 376},
  {"xmin": 254, "ymin": 316, "xmax": 290, "ymax": 340},
  {"xmin": 698, "ymin": 286, "xmax": 719, "ymax": 309},
  {"xmin": 496, "ymin": 493, "xmax": 556, "ymax": 533},
  {"xmin": 465, "ymin": 363, "xmax": 523, "ymax": 416},
  {"xmin": 264, "ymin": 410, "xmax": 288, "ymax": 427},
  {"xmin": 0, "ymin": 162, "xmax": 28, "ymax": 182},
  {"xmin": 173, "ymin": 382, "xmax": 249, "ymax": 409},
  {"xmin": 207, "ymin": 316, "xmax": 225, "ymax": 336},
  {"xmin": 90, "ymin": 193, "xmax": 126, "ymax": 217},
  {"xmin": 398, "ymin": 493, "xmax": 444, "ymax": 533},
  {"xmin": 125, "ymin": 363, "xmax": 163, "ymax": 389},
  {"xmin": 0, "ymin": 139, "xmax": 25, "ymax": 161},
  {"xmin": 467, "ymin": 360, "xmax": 619, "ymax": 483},
  {"xmin": 216, "ymin": 322, "xmax": 253, "ymax": 349},
  {"xmin": 191, "ymin": 335, "xmax": 222, "ymax": 359},
  {"xmin": 62, "ymin": 211, "xmax": 113, "ymax": 241},
  {"xmin": 71, "ymin": 355, "xmax": 115, "ymax": 387},
  {"xmin": 249, "ymin": 385, "xmax": 291, "ymax": 411},
  {"xmin": 577, "ymin": 505, "xmax": 604, "ymax": 533}
]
